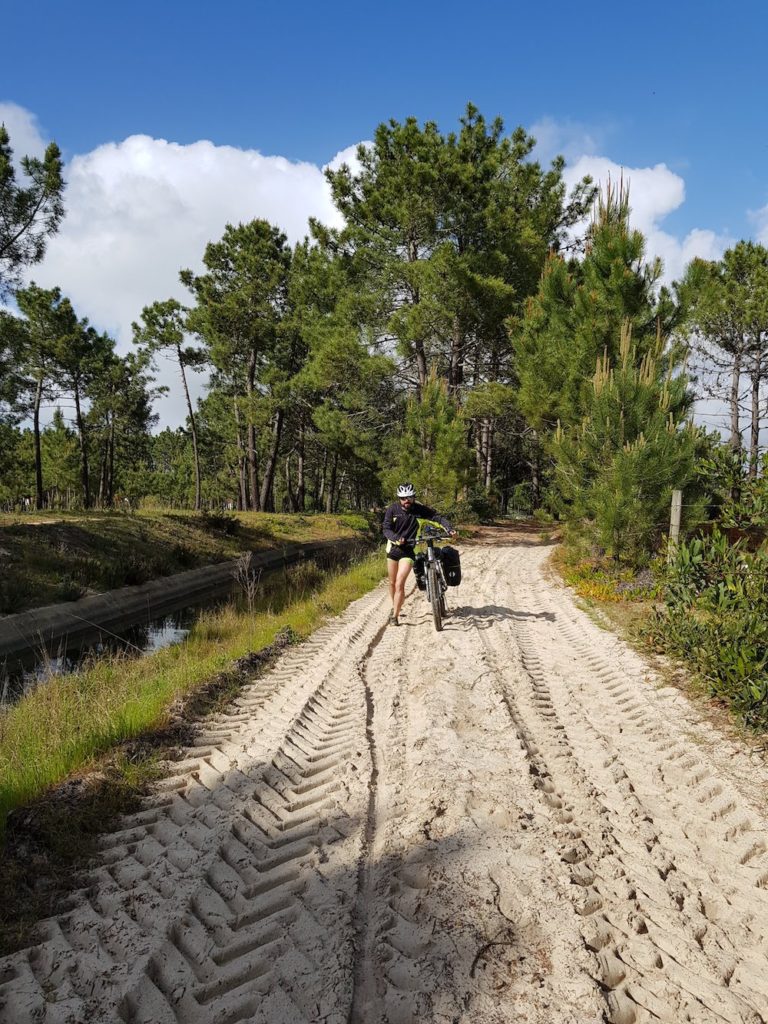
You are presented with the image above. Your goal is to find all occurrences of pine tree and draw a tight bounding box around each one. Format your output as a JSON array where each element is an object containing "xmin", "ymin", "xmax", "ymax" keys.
[
  {"xmin": 0, "ymin": 125, "xmax": 65, "ymax": 296},
  {"xmin": 679, "ymin": 242, "xmax": 768, "ymax": 476},
  {"xmin": 553, "ymin": 321, "xmax": 698, "ymax": 561},
  {"xmin": 13, "ymin": 284, "xmax": 78, "ymax": 508},
  {"xmin": 381, "ymin": 372, "xmax": 473, "ymax": 510},
  {"xmin": 516, "ymin": 181, "xmax": 670, "ymax": 433},
  {"xmin": 183, "ymin": 220, "xmax": 292, "ymax": 511},
  {"xmin": 133, "ymin": 299, "xmax": 205, "ymax": 509}
]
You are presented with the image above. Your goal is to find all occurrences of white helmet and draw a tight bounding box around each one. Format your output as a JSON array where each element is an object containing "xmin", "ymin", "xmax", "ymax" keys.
[{"xmin": 396, "ymin": 483, "xmax": 416, "ymax": 498}]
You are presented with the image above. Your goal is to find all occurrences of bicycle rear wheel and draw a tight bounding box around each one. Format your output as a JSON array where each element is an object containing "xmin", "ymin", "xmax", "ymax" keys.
[{"xmin": 427, "ymin": 563, "xmax": 443, "ymax": 631}]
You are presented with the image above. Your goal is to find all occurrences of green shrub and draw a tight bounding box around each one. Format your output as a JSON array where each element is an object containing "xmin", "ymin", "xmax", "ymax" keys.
[
  {"xmin": 199, "ymin": 510, "xmax": 240, "ymax": 535},
  {"xmin": 0, "ymin": 578, "xmax": 33, "ymax": 615},
  {"xmin": 647, "ymin": 529, "xmax": 768, "ymax": 729}
]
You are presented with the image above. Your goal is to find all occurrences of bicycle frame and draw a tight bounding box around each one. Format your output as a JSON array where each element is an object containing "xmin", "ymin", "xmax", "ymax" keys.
[{"xmin": 415, "ymin": 524, "xmax": 451, "ymax": 630}]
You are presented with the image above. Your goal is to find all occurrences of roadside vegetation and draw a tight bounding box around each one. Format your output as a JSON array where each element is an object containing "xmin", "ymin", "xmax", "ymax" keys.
[
  {"xmin": 0, "ymin": 509, "xmax": 371, "ymax": 613},
  {"xmin": 555, "ymin": 470, "xmax": 768, "ymax": 733}
]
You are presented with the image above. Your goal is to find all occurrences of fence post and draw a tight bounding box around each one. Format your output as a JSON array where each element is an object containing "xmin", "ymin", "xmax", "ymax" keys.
[{"xmin": 668, "ymin": 489, "xmax": 682, "ymax": 561}]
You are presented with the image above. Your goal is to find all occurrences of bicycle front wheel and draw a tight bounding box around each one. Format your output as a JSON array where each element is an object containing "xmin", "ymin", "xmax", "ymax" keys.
[{"xmin": 427, "ymin": 563, "xmax": 443, "ymax": 632}]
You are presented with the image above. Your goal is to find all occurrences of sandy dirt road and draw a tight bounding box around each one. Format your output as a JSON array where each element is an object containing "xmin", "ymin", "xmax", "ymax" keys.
[{"xmin": 2, "ymin": 536, "xmax": 768, "ymax": 1023}]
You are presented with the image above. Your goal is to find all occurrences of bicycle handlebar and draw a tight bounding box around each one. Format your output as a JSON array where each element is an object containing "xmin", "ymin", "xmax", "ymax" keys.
[{"xmin": 417, "ymin": 525, "xmax": 452, "ymax": 541}]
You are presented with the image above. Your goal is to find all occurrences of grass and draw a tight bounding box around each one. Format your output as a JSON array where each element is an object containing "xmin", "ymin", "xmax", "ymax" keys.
[
  {"xmin": 0, "ymin": 549, "xmax": 385, "ymax": 836},
  {"xmin": 0, "ymin": 509, "xmax": 373, "ymax": 613},
  {"xmin": 549, "ymin": 540, "xmax": 658, "ymax": 647}
]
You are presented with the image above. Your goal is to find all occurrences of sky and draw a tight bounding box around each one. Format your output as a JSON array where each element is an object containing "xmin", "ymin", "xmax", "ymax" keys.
[{"xmin": 3, "ymin": 0, "xmax": 768, "ymax": 430}]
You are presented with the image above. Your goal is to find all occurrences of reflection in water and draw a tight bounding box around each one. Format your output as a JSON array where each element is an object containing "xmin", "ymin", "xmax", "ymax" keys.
[{"xmin": 1, "ymin": 601, "xmax": 225, "ymax": 705}]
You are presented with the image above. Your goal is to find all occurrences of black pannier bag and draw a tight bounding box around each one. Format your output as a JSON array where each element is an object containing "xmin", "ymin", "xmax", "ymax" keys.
[{"xmin": 440, "ymin": 545, "xmax": 461, "ymax": 586}]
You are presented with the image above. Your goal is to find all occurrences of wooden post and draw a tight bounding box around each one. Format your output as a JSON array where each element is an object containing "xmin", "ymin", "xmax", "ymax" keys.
[{"xmin": 668, "ymin": 489, "xmax": 682, "ymax": 561}]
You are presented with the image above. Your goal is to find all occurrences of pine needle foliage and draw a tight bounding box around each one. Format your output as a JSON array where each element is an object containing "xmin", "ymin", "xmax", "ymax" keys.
[
  {"xmin": 515, "ymin": 179, "xmax": 672, "ymax": 434},
  {"xmin": 381, "ymin": 371, "xmax": 473, "ymax": 509},
  {"xmin": 553, "ymin": 320, "xmax": 699, "ymax": 561}
]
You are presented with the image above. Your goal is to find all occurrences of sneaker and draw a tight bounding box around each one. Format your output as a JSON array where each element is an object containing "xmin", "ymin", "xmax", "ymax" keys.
[{"xmin": 389, "ymin": 613, "xmax": 399, "ymax": 626}]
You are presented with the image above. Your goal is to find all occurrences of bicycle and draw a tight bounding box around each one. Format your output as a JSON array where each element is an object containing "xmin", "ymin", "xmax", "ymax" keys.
[{"xmin": 414, "ymin": 524, "xmax": 452, "ymax": 631}]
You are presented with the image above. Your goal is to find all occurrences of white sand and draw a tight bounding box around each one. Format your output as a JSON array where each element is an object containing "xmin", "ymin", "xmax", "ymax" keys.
[{"xmin": 2, "ymin": 538, "xmax": 767, "ymax": 1023}]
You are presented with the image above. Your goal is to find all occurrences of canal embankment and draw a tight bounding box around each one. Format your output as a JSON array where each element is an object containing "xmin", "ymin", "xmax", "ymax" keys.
[{"xmin": 0, "ymin": 537, "xmax": 364, "ymax": 680}]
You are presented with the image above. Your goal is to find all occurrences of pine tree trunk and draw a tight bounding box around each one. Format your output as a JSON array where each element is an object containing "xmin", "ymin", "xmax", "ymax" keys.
[
  {"xmin": 750, "ymin": 355, "xmax": 761, "ymax": 478},
  {"xmin": 730, "ymin": 348, "xmax": 742, "ymax": 453},
  {"xmin": 474, "ymin": 422, "xmax": 484, "ymax": 477},
  {"xmin": 246, "ymin": 352, "xmax": 259, "ymax": 511},
  {"xmin": 484, "ymin": 419, "xmax": 494, "ymax": 492},
  {"xmin": 233, "ymin": 396, "xmax": 248, "ymax": 511},
  {"xmin": 285, "ymin": 455, "xmax": 297, "ymax": 512},
  {"xmin": 259, "ymin": 409, "xmax": 284, "ymax": 513},
  {"xmin": 334, "ymin": 468, "xmax": 347, "ymax": 512},
  {"xmin": 449, "ymin": 318, "xmax": 464, "ymax": 393},
  {"xmin": 177, "ymin": 345, "xmax": 201, "ymax": 511},
  {"xmin": 318, "ymin": 450, "xmax": 327, "ymax": 509},
  {"xmin": 406, "ymin": 237, "xmax": 428, "ymax": 393},
  {"xmin": 414, "ymin": 342, "xmax": 428, "ymax": 394},
  {"xmin": 33, "ymin": 374, "xmax": 44, "ymax": 510},
  {"xmin": 98, "ymin": 442, "xmax": 108, "ymax": 507},
  {"xmin": 325, "ymin": 455, "xmax": 338, "ymax": 514},
  {"xmin": 73, "ymin": 383, "xmax": 90, "ymax": 508},
  {"xmin": 296, "ymin": 417, "xmax": 305, "ymax": 512},
  {"xmin": 107, "ymin": 414, "xmax": 115, "ymax": 506}
]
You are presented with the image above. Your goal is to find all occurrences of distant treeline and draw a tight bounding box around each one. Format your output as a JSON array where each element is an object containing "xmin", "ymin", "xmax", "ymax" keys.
[{"xmin": 3, "ymin": 106, "xmax": 768, "ymax": 559}]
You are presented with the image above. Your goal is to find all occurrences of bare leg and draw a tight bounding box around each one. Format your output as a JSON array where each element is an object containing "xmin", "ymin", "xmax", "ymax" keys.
[
  {"xmin": 393, "ymin": 559, "xmax": 412, "ymax": 620},
  {"xmin": 387, "ymin": 558, "xmax": 398, "ymax": 610}
]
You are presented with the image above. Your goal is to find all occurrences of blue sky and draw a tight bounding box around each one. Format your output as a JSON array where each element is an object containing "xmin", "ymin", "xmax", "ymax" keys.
[
  {"xmin": 2, "ymin": 0, "xmax": 766, "ymax": 427},
  {"xmin": 6, "ymin": 0, "xmax": 767, "ymax": 236}
]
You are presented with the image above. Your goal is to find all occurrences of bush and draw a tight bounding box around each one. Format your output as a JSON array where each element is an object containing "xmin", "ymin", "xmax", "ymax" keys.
[
  {"xmin": 467, "ymin": 488, "xmax": 499, "ymax": 524},
  {"xmin": 647, "ymin": 529, "xmax": 768, "ymax": 729},
  {"xmin": 0, "ymin": 577, "xmax": 33, "ymax": 615},
  {"xmin": 199, "ymin": 510, "xmax": 240, "ymax": 535},
  {"xmin": 55, "ymin": 576, "xmax": 85, "ymax": 602}
]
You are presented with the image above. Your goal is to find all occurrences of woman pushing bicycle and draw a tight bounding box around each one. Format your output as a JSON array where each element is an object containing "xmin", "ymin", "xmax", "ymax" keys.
[{"xmin": 382, "ymin": 483, "xmax": 456, "ymax": 626}]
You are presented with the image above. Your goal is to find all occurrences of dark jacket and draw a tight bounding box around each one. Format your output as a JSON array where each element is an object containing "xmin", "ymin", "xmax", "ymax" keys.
[{"xmin": 382, "ymin": 501, "xmax": 452, "ymax": 545}]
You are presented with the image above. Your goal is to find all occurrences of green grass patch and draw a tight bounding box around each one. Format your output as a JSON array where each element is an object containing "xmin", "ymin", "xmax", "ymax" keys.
[
  {"xmin": 0, "ymin": 509, "xmax": 373, "ymax": 613},
  {"xmin": 551, "ymin": 533, "xmax": 657, "ymax": 604},
  {"xmin": 0, "ymin": 550, "xmax": 385, "ymax": 836}
]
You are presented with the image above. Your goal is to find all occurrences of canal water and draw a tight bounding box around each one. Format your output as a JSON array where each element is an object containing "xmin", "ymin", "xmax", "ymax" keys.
[
  {"xmin": 0, "ymin": 542, "xmax": 368, "ymax": 706},
  {"xmin": 0, "ymin": 593, "xmax": 232, "ymax": 705}
]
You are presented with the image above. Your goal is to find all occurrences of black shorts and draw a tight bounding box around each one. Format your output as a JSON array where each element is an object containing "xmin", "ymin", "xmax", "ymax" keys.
[{"xmin": 386, "ymin": 543, "xmax": 416, "ymax": 563}]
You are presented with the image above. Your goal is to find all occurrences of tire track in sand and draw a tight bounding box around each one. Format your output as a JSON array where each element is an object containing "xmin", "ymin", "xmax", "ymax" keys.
[
  {"xmin": 3, "ymin": 539, "xmax": 768, "ymax": 1024},
  {"xmin": 348, "ymin": 550, "xmax": 603, "ymax": 1024},
  {"xmin": 485, "ymin": 544, "xmax": 768, "ymax": 1023}
]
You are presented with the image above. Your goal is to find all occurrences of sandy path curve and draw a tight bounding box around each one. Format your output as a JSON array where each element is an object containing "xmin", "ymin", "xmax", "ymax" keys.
[{"xmin": 1, "ymin": 538, "xmax": 767, "ymax": 1023}]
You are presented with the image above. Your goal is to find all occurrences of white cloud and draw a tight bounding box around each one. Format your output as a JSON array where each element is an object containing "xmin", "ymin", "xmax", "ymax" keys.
[
  {"xmin": 0, "ymin": 102, "xmax": 47, "ymax": 163},
  {"xmin": 323, "ymin": 141, "xmax": 370, "ymax": 175},
  {"xmin": 564, "ymin": 154, "xmax": 733, "ymax": 282},
  {"xmin": 22, "ymin": 130, "xmax": 359, "ymax": 426},
  {"xmin": 749, "ymin": 202, "xmax": 768, "ymax": 245},
  {"xmin": 529, "ymin": 116, "xmax": 604, "ymax": 165}
]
